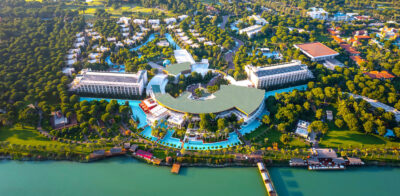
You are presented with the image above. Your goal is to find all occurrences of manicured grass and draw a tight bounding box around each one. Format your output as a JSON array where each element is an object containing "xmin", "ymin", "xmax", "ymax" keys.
[
  {"xmin": 246, "ymin": 124, "xmax": 309, "ymax": 149},
  {"xmin": 71, "ymin": 3, "xmax": 176, "ymax": 17},
  {"xmin": 319, "ymin": 129, "xmax": 400, "ymax": 148},
  {"xmin": 0, "ymin": 126, "xmax": 56, "ymax": 146},
  {"xmin": 0, "ymin": 126, "xmax": 92, "ymax": 153}
]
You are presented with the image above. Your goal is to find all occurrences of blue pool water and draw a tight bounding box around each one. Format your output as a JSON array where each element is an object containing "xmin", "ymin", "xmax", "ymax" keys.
[
  {"xmin": 265, "ymin": 84, "xmax": 307, "ymax": 98},
  {"xmin": 230, "ymin": 23, "xmax": 239, "ymax": 32},
  {"xmin": 247, "ymin": 51, "xmax": 281, "ymax": 58},
  {"xmin": 165, "ymin": 33, "xmax": 181, "ymax": 50},
  {"xmin": 157, "ymin": 130, "xmax": 182, "ymax": 148},
  {"xmin": 79, "ymin": 85, "xmax": 308, "ymax": 150},
  {"xmin": 183, "ymin": 132, "xmax": 242, "ymax": 150},
  {"xmin": 105, "ymin": 56, "xmax": 125, "ymax": 72},
  {"xmin": 140, "ymin": 126, "xmax": 158, "ymax": 141},
  {"xmin": 130, "ymin": 33, "xmax": 156, "ymax": 52}
]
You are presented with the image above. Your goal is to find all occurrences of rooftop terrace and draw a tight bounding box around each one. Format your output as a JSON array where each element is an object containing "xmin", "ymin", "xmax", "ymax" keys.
[
  {"xmin": 154, "ymin": 85, "xmax": 265, "ymax": 116},
  {"xmin": 165, "ymin": 62, "xmax": 191, "ymax": 76},
  {"xmin": 294, "ymin": 42, "xmax": 339, "ymax": 58}
]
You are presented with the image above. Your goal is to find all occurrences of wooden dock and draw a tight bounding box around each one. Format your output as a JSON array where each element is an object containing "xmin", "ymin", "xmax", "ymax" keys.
[
  {"xmin": 257, "ymin": 162, "xmax": 278, "ymax": 196},
  {"xmin": 171, "ymin": 163, "xmax": 181, "ymax": 174}
]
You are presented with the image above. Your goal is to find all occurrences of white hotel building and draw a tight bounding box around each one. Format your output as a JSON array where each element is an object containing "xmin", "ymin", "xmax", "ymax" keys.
[
  {"xmin": 245, "ymin": 60, "xmax": 314, "ymax": 88},
  {"xmin": 70, "ymin": 69, "xmax": 147, "ymax": 96},
  {"xmin": 239, "ymin": 25, "xmax": 263, "ymax": 38}
]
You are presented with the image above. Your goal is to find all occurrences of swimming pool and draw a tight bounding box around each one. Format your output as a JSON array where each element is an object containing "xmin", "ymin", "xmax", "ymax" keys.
[
  {"xmin": 265, "ymin": 84, "xmax": 307, "ymax": 98},
  {"xmin": 157, "ymin": 130, "xmax": 182, "ymax": 148},
  {"xmin": 183, "ymin": 132, "xmax": 242, "ymax": 150},
  {"xmin": 165, "ymin": 33, "xmax": 181, "ymax": 50},
  {"xmin": 80, "ymin": 97, "xmax": 147, "ymax": 128},
  {"xmin": 130, "ymin": 33, "xmax": 156, "ymax": 52},
  {"xmin": 79, "ymin": 84, "xmax": 308, "ymax": 150},
  {"xmin": 105, "ymin": 56, "xmax": 125, "ymax": 72}
]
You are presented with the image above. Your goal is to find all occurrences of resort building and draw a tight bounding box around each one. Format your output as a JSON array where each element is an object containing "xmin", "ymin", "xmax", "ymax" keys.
[
  {"xmin": 173, "ymin": 49, "xmax": 196, "ymax": 64},
  {"xmin": 164, "ymin": 18, "xmax": 177, "ymax": 24},
  {"xmin": 178, "ymin": 15, "xmax": 189, "ymax": 21},
  {"xmin": 152, "ymin": 85, "xmax": 265, "ymax": 124},
  {"xmin": 307, "ymin": 7, "xmax": 328, "ymax": 20},
  {"xmin": 165, "ymin": 50, "xmax": 209, "ymax": 77},
  {"xmin": 69, "ymin": 69, "xmax": 148, "ymax": 96},
  {"xmin": 245, "ymin": 60, "xmax": 314, "ymax": 88},
  {"xmin": 294, "ymin": 42, "xmax": 339, "ymax": 61},
  {"xmin": 249, "ymin": 15, "xmax": 268, "ymax": 25},
  {"xmin": 117, "ymin": 17, "xmax": 131, "ymax": 25},
  {"xmin": 239, "ymin": 25, "xmax": 263, "ymax": 38},
  {"xmin": 148, "ymin": 19, "xmax": 160, "ymax": 25},
  {"xmin": 133, "ymin": 19, "xmax": 145, "ymax": 25},
  {"xmin": 295, "ymin": 120, "xmax": 310, "ymax": 138}
]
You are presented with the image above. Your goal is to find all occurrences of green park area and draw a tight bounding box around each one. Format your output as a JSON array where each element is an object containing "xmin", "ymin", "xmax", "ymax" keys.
[
  {"xmin": 0, "ymin": 126, "xmax": 94, "ymax": 154},
  {"xmin": 319, "ymin": 129, "xmax": 399, "ymax": 148},
  {"xmin": 244, "ymin": 125, "xmax": 309, "ymax": 149},
  {"xmin": 61, "ymin": 0, "xmax": 175, "ymax": 18}
]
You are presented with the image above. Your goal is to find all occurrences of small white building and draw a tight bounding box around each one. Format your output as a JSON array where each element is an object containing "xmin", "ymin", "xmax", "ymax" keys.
[
  {"xmin": 174, "ymin": 49, "xmax": 196, "ymax": 64},
  {"xmin": 68, "ymin": 48, "xmax": 81, "ymax": 54},
  {"xmin": 117, "ymin": 17, "xmax": 131, "ymax": 25},
  {"xmin": 74, "ymin": 42, "xmax": 85, "ymax": 48},
  {"xmin": 62, "ymin": 67, "xmax": 76, "ymax": 76},
  {"xmin": 307, "ymin": 7, "xmax": 328, "ymax": 20},
  {"xmin": 295, "ymin": 120, "xmax": 310, "ymax": 138},
  {"xmin": 167, "ymin": 113, "xmax": 185, "ymax": 129},
  {"xmin": 249, "ymin": 15, "xmax": 268, "ymax": 25},
  {"xmin": 239, "ymin": 25, "xmax": 263, "ymax": 38},
  {"xmin": 66, "ymin": 59, "xmax": 77, "ymax": 66},
  {"xmin": 88, "ymin": 53, "xmax": 102, "ymax": 59},
  {"xmin": 148, "ymin": 19, "xmax": 160, "ymax": 25},
  {"xmin": 178, "ymin": 15, "xmax": 189, "ymax": 21},
  {"xmin": 96, "ymin": 46, "xmax": 110, "ymax": 53},
  {"xmin": 107, "ymin": 37, "xmax": 117, "ymax": 42},
  {"xmin": 133, "ymin": 19, "xmax": 146, "ymax": 25},
  {"xmin": 164, "ymin": 18, "xmax": 177, "ymax": 25}
]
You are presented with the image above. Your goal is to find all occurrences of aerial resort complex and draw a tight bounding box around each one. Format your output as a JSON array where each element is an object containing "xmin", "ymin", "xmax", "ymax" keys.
[{"xmin": 2, "ymin": 1, "xmax": 400, "ymax": 195}]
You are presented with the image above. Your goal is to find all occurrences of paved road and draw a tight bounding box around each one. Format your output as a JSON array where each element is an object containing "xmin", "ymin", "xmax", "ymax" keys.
[
  {"xmin": 220, "ymin": 15, "xmax": 229, "ymax": 30},
  {"xmin": 219, "ymin": 15, "xmax": 244, "ymax": 71},
  {"xmin": 148, "ymin": 61, "xmax": 164, "ymax": 70},
  {"xmin": 224, "ymin": 38, "xmax": 244, "ymax": 70}
]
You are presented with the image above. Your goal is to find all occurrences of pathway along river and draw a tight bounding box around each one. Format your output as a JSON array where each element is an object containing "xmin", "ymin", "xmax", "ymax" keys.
[{"xmin": 0, "ymin": 157, "xmax": 399, "ymax": 196}]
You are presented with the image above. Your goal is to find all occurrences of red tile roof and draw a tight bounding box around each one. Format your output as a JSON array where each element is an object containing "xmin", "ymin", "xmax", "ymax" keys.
[
  {"xmin": 294, "ymin": 42, "xmax": 339, "ymax": 58},
  {"xmin": 364, "ymin": 71, "xmax": 395, "ymax": 79},
  {"xmin": 136, "ymin": 150, "xmax": 153, "ymax": 159},
  {"xmin": 340, "ymin": 44, "xmax": 360, "ymax": 55},
  {"xmin": 350, "ymin": 56, "xmax": 366, "ymax": 65},
  {"xmin": 354, "ymin": 35, "xmax": 371, "ymax": 40},
  {"xmin": 332, "ymin": 35, "xmax": 346, "ymax": 44}
]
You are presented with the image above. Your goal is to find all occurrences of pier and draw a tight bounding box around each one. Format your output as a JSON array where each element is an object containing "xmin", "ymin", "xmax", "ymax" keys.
[
  {"xmin": 257, "ymin": 162, "xmax": 277, "ymax": 196},
  {"xmin": 289, "ymin": 148, "xmax": 365, "ymax": 171},
  {"xmin": 171, "ymin": 163, "xmax": 181, "ymax": 174}
]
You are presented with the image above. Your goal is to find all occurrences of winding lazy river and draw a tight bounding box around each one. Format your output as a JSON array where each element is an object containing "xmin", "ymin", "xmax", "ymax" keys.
[{"xmin": 80, "ymin": 84, "xmax": 307, "ymax": 150}]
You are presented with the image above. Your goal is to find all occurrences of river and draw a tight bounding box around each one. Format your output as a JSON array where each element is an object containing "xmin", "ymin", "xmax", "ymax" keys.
[{"xmin": 0, "ymin": 157, "xmax": 399, "ymax": 196}]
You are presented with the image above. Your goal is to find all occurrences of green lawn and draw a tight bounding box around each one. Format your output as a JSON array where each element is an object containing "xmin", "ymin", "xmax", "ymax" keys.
[
  {"xmin": 0, "ymin": 126, "xmax": 92, "ymax": 153},
  {"xmin": 319, "ymin": 129, "xmax": 399, "ymax": 148},
  {"xmin": 70, "ymin": 3, "xmax": 176, "ymax": 17},
  {"xmin": 246, "ymin": 124, "xmax": 309, "ymax": 149}
]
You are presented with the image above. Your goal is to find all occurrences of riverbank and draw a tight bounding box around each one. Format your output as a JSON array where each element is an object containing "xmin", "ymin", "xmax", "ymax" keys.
[{"xmin": 2, "ymin": 153, "xmax": 400, "ymax": 168}]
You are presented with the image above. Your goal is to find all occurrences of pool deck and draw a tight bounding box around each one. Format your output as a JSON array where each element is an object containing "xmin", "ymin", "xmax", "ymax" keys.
[{"xmin": 79, "ymin": 84, "xmax": 308, "ymax": 151}]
